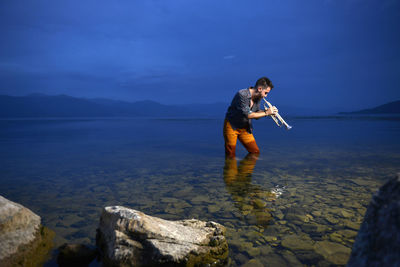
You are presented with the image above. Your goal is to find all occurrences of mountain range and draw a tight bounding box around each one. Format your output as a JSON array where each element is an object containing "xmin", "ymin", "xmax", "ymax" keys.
[
  {"xmin": 0, "ymin": 94, "xmax": 399, "ymax": 118},
  {"xmin": 339, "ymin": 100, "xmax": 400, "ymax": 114},
  {"xmin": 0, "ymin": 94, "xmax": 227, "ymax": 118}
]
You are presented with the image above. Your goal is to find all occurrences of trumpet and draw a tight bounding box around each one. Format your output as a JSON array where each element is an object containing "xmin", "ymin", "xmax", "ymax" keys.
[{"xmin": 263, "ymin": 98, "xmax": 292, "ymax": 130}]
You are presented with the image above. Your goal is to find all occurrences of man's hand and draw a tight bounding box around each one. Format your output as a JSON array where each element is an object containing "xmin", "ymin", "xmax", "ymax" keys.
[{"xmin": 265, "ymin": 106, "xmax": 278, "ymax": 116}]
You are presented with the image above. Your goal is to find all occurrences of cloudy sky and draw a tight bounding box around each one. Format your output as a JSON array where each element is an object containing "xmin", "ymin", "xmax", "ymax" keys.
[{"xmin": 0, "ymin": 0, "xmax": 399, "ymax": 110}]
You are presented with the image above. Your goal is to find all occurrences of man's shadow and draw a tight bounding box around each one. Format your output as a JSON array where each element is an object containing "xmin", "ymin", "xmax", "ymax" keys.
[{"xmin": 223, "ymin": 154, "xmax": 277, "ymax": 228}]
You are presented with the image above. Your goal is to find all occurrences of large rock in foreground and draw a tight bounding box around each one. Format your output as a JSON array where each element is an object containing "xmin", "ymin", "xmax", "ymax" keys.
[
  {"xmin": 0, "ymin": 195, "xmax": 54, "ymax": 266},
  {"xmin": 347, "ymin": 174, "xmax": 400, "ymax": 266},
  {"xmin": 97, "ymin": 206, "xmax": 228, "ymax": 266}
]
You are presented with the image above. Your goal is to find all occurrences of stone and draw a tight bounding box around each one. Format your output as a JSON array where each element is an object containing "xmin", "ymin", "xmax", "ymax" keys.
[
  {"xmin": 343, "ymin": 220, "xmax": 360, "ymax": 231},
  {"xmin": 340, "ymin": 209, "xmax": 353, "ymax": 218},
  {"xmin": 247, "ymin": 247, "xmax": 261, "ymax": 257},
  {"xmin": 296, "ymin": 250, "xmax": 321, "ymax": 263},
  {"xmin": 207, "ymin": 205, "xmax": 221, "ymax": 213},
  {"xmin": 57, "ymin": 243, "xmax": 97, "ymax": 267},
  {"xmin": 252, "ymin": 211, "xmax": 272, "ymax": 227},
  {"xmin": 259, "ymin": 245, "xmax": 273, "ymax": 255},
  {"xmin": 174, "ymin": 186, "xmax": 194, "ymax": 198},
  {"xmin": 234, "ymin": 253, "xmax": 248, "ymax": 265},
  {"xmin": 351, "ymin": 178, "xmax": 372, "ymax": 186},
  {"xmin": 315, "ymin": 224, "xmax": 331, "ymax": 233},
  {"xmin": 96, "ymin": 206, "xmax": 228, "ymax": 266},
  {"xmin": 238, "ymin": 241, "xmax": 253, "ymax": 251},
  {"xmin": 161, "ymin": 197, "xmax": 180, "ymax": 203},
  {"xmin": 328, "ymin": 233, "xmax": 343, "ymax": 243},
  {"xmin": 285, "ymin": 213, "xmax": 309, "ymax": 223},
  {"xmin": 325, "ymin": 215, "xmax": 339, "ymax": 224},
  {"xmin": 274, "ymin": 210, "xmax": 285, "ymax": 220},
  {"xmin": 313, "ymin": 241, "xmax": 351, "ymax": 265},
  {"xmin": 191, "ymin": 195, "xmax": 213, "ymax": 204},
  {"xmin": 0, "ymin": 195, "xmax": 54, "ymax": 266},
  {"xmin": 311, "ymin": 210, "xmax": 322, "ymax": 217},
  {"xmin": 252, "ymin": 199, "xmax": 266, "ymax": 209},
  {"xmin": 347, "ymin": 174, "xmax": 400, "ymax": 267},
  {"xmin": 242, "ymin": 258, "xmax": 264, "ymax": 267},
  {"xmin": 281, "ymin": 251, "xmax": 303, "ymax": 266},
  {"xmin": 281, "ymin": 235, "xmax": 314, "ymax": 251},
  {"xmin": 336, "ymin": 229, "xmax": 357, "ymax": 239},
  {"xmin": 264, "ymin": 236, "xmax": 278, "ymax": 243},
  {"xmin": 260, "ymin": 253, "xmax": 288, "ymax": 267}
]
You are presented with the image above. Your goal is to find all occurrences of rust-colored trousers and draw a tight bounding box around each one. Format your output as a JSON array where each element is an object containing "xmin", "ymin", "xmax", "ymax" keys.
[{"xmin": 223, "ymin": 119, "xmax": 260, "ymax": 157}]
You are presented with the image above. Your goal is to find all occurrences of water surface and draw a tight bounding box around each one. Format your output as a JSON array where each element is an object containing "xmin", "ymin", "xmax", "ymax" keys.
[{"xmin": 1, "ymin": 116, "xmax": 399, "ymax": 266}]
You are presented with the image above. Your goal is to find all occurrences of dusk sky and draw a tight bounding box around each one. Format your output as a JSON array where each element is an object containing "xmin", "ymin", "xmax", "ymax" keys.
[{"xmin": 0, "ymin": 0, "xmax": 399, "ymax": 110}]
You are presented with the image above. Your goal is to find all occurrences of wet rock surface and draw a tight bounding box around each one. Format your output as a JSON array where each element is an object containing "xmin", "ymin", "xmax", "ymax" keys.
[
  {"xmin": 96, "ymin": 206, "xmax": 228, "ymax": 266},
  {"xmin": 347, "ymin": 174, "xmax": 400, "ymax": 267},
  {"xmin": 0, "ymin": 195, "xmax": 54, "ymax": 266}
]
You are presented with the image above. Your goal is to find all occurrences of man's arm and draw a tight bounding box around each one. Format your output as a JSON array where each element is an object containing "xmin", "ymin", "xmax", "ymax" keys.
[{"xmin": 248, "ymin": 107, "xmax": 278, "ymax": 119}]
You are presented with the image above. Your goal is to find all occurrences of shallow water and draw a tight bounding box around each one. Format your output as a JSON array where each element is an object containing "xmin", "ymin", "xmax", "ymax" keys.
[{"xmin": 1, "ymin": 116, "xmax": 399, "ymax": 266}]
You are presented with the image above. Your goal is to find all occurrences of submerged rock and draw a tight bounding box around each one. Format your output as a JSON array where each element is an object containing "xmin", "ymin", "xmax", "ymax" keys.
[
  {"xmin": 57, "ymin": 243, "xmax": 97, "ymax": 267},
  {"xmin": 0, "ymin": 195, "xmax": 54, "ymax": 266},
  {"xmin": 347, "ymin": 174, "xmax": 400, "ymax": 267},
  {"xmin": 314, "ymin": 240, "xmax": 351, "ymax": 265},
  {"xmin": 96, "ymin": 206, "xmax": 228, "ymax": 266},
  {"xmin": 281, "ymin": 235, "xmax": 314, "ymax": 251}
]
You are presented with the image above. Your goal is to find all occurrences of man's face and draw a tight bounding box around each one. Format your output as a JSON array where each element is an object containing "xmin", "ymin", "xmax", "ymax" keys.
[
  {"xmin": 261, "ymin": 86, "xmax": 271, "ymax": 98},
  {"xmin": 256, "ymin": 86, "xmax": 271, "ymax": 99}
]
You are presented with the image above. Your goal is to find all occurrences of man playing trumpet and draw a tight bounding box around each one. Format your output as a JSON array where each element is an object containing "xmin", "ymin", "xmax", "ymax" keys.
[{"xmin": 223, "ymin": 77, "xmax": 278, "ymax": 158}]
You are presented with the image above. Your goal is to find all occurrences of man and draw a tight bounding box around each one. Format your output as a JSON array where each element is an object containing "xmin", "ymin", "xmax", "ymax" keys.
[{"xmin": 223, "ymin": 77, "xmax": 278, "ymax": 158}]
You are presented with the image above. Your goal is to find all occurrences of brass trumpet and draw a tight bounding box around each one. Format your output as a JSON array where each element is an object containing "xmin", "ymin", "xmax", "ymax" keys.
[{"xmin": 263, "ymin": 98, "xmax": 292, "ymax": 130}]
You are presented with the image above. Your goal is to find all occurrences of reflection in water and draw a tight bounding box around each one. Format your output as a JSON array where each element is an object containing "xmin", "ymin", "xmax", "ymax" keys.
[{"xmin": 223, "ymin": 154, "xmax": 277, "ymax": 228}]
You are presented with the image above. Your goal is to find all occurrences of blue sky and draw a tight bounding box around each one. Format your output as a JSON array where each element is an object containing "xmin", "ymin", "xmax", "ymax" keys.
[{"xmin": 0, "ymin": 0, "xmax": 399, "ymax": 110}]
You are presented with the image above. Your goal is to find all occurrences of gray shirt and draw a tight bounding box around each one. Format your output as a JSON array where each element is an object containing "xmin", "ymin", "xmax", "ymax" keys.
[{"xmin": 225, "ymin": 88, "xmax": 261, "ymax": 133}]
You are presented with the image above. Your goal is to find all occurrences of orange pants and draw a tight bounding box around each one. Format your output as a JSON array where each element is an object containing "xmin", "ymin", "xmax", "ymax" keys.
[{"xmin": 223, "ymin": 119, "xmax": 260, "ymax": 157}]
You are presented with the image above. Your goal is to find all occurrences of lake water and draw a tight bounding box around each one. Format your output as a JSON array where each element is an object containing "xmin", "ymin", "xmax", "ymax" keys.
[{"xmin": 1, "ymin": 116, "xmax": 399, "ymax": 266}]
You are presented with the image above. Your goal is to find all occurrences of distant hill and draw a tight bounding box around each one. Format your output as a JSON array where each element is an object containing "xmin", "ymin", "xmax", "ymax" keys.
[
  {"xmin": 0, "ymin": 93, "xmax": 343, "ymax": 118},
  {"xmin": 339, "ymin": 100, "xmax": 400, "ymax": 114},
  {"xmin": 0, "ymin": 94, "xmax": 227, "ymax": 118}
]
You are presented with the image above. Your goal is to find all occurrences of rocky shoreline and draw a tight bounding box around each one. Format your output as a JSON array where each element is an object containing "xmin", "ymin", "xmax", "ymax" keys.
[{"xmin": 0, "ymin": 197, "xmax": 228, "ymax": 266}]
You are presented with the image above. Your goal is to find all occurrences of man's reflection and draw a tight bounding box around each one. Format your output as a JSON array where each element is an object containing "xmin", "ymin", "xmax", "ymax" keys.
[{"xmin": 223, "ymin": 153, "xmax": 276, "ymax": 228}]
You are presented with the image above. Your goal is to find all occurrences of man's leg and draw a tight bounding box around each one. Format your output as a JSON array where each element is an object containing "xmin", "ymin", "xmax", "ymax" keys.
[
  {"xmin": 237, "ymin": 153, "xmax": 259, "ymax": 179},
  {"xmin": 223, "ymin": 157, "xmax": 238, "ymax": 185},
  {"xmin": 238, "ymin": 130, "xmax": 260, "ymax": 155},
  {"xmin": 223, "ymin": 120, "xmax": 238, "ymax": 158}
]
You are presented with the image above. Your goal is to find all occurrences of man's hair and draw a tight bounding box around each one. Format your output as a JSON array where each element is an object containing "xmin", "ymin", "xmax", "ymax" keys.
[{"xmin": 255, "ymin": 77, "xmax": 274, "ymax": 89}]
